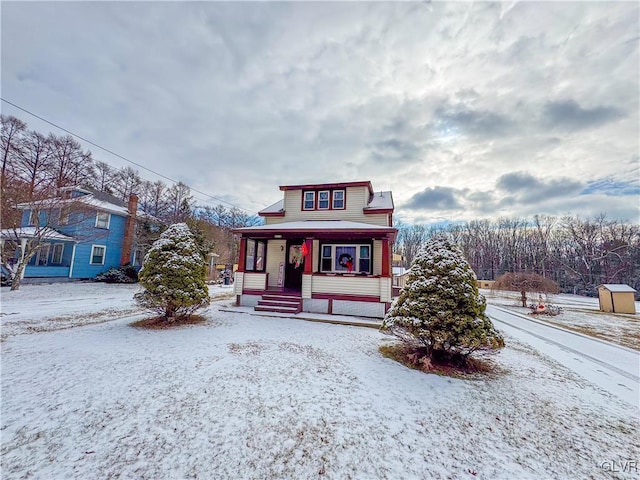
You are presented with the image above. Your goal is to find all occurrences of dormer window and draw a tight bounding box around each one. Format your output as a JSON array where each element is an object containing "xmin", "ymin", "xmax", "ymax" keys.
[
  {"xmin": 95, "ymin": 212, "xmax": 111, "ymax": 229},
  {"xmin": 318, "ymin": 191, "xmax": 330, "ymax": 210},
  {"xmin": 332, "ymin": 190, "xmax": 345, "ymax": 209},
  {"xmin": 302, "ymin": 189, "xmax": 346, "ymax": 211},
  {"xmin": 303, "ymin": 191, "xmax": 315, "ymax": 210}
]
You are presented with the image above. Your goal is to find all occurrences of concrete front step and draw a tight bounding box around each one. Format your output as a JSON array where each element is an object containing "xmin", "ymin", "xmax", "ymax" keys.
[
  {"xmin": 262, "ymin": 294, "xmax": 302, "ymax": 302},
  {"xmin": 258, "ymin": 299, "xmax": 301, "ymax": 308},
  {"xmin": 254, "ymin": 305, "xmax": 301, "ymax": 314}
]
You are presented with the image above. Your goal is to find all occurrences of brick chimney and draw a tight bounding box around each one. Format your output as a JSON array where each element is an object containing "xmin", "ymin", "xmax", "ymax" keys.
[{"xmin": 120, "ymin": 193, "xmax": 138, "ymax": 266}]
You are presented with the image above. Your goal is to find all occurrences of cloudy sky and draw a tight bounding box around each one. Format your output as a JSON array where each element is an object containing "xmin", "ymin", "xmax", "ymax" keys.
[{"xmin": 2, "ymin": 1, "xmax": 638, "ymax": 224}]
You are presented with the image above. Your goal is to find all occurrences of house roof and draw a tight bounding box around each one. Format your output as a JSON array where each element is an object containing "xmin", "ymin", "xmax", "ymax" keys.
[
  {"xmin": 258, "ymin": 189, "xmax": 394, "ymax": 216},
  {"xmin": 233, "ymin": 220, "xmax": 397, "ymax": 237},
  {"xmin": 279, "ymin": 181, "xmax": 374, "ymax": 194},
  {"xmin": 597, "ymin": 284, "xmax": 637, "ymax": 293},
  {"xmin": 364, "ymin": 191, "xmax": 393, "ymax": 212},
  {"xmin": 17, "ymin": 189, "xmax": 155, "ymax": 220},
  {"xmin": 0, "ymin": 227, "xmax": 76, "ymax": 242}
]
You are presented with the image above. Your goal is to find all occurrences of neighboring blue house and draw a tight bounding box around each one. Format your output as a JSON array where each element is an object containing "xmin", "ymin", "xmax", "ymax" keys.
[{"xmin": 1, "ymin": 187, "xmax": 154, "ymax": 283}]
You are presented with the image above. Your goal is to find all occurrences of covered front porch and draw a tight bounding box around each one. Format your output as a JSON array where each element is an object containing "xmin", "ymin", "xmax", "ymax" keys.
[{"xmin": 232, "ymin": 221, "xmax": 397, "ymax": 318}]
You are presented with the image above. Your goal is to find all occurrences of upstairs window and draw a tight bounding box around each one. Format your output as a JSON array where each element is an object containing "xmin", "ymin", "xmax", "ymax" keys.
[
  {"xmin": 28, "ymin": 210, "xmax": 38, "ymax": 226},
  {"xmin": 95, "ymin": 212, "xmax": 110, "ymax": 229},
  {"xmin": 332, "ymin": 190, "xmax": 345, "ymax": 209},
  {"xmin": 318, "ymin": 191, "xmax": 330, "ymax": 210},
  {"xmin": 303, "ymin": 192, "xmax": 315, "ymax": 210},
  {"xmin": 302, "ymin": 189, "xmax": 346, "ymax": 211}
]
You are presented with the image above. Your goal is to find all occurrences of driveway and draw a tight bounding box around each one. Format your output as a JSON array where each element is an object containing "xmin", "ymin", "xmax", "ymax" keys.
[{"xmin": 486, "ymin": 305, "xmax": 640, "ymax": 408}]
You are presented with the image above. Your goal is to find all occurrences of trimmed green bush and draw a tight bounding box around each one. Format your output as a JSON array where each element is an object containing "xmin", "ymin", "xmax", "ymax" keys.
[
  {"xmin": 383, "ymin": 235, "xmax": 504, "ymax": 360},
  {"xmin": 134, "ymin": 223, "xmax": 210, "ymax": 320}
]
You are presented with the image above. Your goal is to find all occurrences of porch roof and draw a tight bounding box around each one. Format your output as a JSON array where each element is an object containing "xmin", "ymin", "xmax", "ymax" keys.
[
  {"xmin": 0, "ymin": 227, "xmax": 76, "ymax": 242},
  {"xmin": 233, "ymin": 220, "xmax": 397, "ymax": 239}
]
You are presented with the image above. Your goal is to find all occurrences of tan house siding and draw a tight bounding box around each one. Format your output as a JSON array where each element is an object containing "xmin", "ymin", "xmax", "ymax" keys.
[
  {"xmin": 234, "ymin": 272, "xmax": 244, "ymax": 295},
  {"xmin": 312, "ymin": 240, "xmax": 320, "ymax": 272},
  {"xmin": 373, "ymin": 240, "xmax": 382, "ymax": 276},
  {"xmin": 302, "ymin": 274, "xmax": 312, "ymax": 298},
  {"xmin": 243, "ymin": 272, "xmax": 268, "ymax": 291},
  {"xmin": 273, "ymin": 186, "xmax": 370, "ymax": 223},
  {"xmin": 311, "ymin": 276, "xmax": 381, "ymax": 297},
  {"xmin": 266, "ymin": 240, "xmax": 286, "ymax": 288}
]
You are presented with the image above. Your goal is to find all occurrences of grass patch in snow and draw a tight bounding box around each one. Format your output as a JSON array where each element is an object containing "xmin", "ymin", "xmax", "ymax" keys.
[
  {"xmin": 130, "ymin": 315, "xmax": 208, "ymax": 329},
  {"xmin": 379, "ymin": 342, "xmax": 500, "ymax": 378}
]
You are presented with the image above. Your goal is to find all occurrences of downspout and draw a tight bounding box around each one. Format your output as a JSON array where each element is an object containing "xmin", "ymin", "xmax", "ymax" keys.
[{"xmin": 68, "ymin": 243, "xmax": 77, "ymax": 278}]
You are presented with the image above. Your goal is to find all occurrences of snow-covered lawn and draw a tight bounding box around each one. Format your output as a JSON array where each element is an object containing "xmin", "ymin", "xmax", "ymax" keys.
[
  {"xmin": 1, "ymin": 283, "xmax": 639, "ymax": 479},
  {"xmin": 483, "ymin": 289, "xmax": 640, "ymax": 351}
]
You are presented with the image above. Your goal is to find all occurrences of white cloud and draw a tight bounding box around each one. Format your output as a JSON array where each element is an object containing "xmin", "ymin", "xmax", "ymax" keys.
[{"xmin": 2, "ymin": 1, "xmax": 638, "ymax": 223}]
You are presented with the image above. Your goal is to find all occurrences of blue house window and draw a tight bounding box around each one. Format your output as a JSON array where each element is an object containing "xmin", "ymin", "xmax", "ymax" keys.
[
  {"xmin": 51, "ymin": 244, "xmax": 64, "ymax": 264},
  {"xmin": 95, "ymin": 212, "xmax": 110, "ymax": 229},
  {"xmin": 90, "ymin": 245, "xmax": 106, "ymax": 265}
]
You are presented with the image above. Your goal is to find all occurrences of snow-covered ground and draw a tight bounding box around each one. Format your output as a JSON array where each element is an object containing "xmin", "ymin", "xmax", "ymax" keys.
[
  {"xmin": 1, "ymin": 283, "xmax": 639, "ymax": 479},
  {"xmin": 483, "ymin": 289, "xmax": 640, "ymax": 350}
]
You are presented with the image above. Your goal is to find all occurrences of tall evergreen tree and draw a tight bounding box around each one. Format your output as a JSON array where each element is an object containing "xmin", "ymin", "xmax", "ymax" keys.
[
  {"xmin": 383, "ymin": 235, "xmax": 504, "ymax": 359},
  {"xmin": 135, "ymin": 223, "xmax": 210, "ymax": 320}
]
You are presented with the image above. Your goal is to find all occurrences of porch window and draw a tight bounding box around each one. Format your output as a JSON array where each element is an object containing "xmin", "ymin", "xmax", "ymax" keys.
[
  {"xmin": 245, "ymin": 239, "xmax": 266, "ymax": 272},
  {"xmin": 90, "ymin": 245, "xmax": 106, "ymax": 265},
  {"xmin": 35, "ymin": 244, "xmax": 50, "ymax": 266},
  {"xmin": 320, "ymin": 243, "xmax": 372, "ymax": 274},
  {"xmin": 318, "ymin": 191, "xmax": 330, "ymax": 209},
  {"xmin": 51, "ymin": 244, "xmax": 64, "ymax": 264},
  {"xmin": 95, "ymin": 212, "xmax": 110, "ymax": 229},
  {"xmin": 303, "ymin": 191, "xmax": 315, "ymax": 210},
  {"xmin": 332, "ymin": 190, "xmax": 345, "ymax": 209}
]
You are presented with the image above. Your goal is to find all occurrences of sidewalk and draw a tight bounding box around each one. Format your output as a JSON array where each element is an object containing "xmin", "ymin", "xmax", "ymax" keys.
[{"xmin": 218, "ymin": 305, "xmax": 383, "ymax": 329}]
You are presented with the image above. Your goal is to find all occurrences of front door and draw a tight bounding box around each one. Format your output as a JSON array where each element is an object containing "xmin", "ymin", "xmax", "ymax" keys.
[{"xmin": 284, "ymin": 239, "xmax": 305, "ymax": 290}]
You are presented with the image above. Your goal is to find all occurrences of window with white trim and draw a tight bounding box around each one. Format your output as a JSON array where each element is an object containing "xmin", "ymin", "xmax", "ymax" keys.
[
  {"xmin": 95, "ymin": 212, "xmax": 110, "ymax": 229},
  {"xmin": 35, "ymin": 244, "xmax": 50, "ymax": 266},
  {"xmin": 332, "ymin": 190, "xmax": 345, "ymax": 209},
  {"xmin": 51, "ymin": 244, "xmax": 64, "ymax": 264},
  {"xmin": 28, "ymin": 210, "xmax": 38, "ymax": 226},
  {"xmin": 318, "ymin": 191, "xmax": 330, "ymax": 209},
  {"xmin": 90, "ymin": 245, "xmax": 106, "ymax": 265},
  {"xmin": 320, "ymin": 243, "xmax": 371, "ymax": 274},
  {"xmin": 303, "ymin": 191, "xmax": 315, "ymax": 210}
]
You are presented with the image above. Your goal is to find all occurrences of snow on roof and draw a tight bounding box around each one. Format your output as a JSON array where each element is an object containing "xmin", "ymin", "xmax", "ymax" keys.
[
  {"xmin": 234, "ymin": 220, "xmax": 397, "ymax": 233},
  {"xmin": 365, "ymin": 191, "xmax": 394, "ymax": 210},
  {"xmin": 598, "ymin": 284, "xmax": 637, "ymax": 293},
  {"xmin": 0, "ymin": 227, "xmax": 76, "ymax": 242},
  {"xmin": 259, "ymin": 199, "xmax": 285, "ymax": 215},
  {"xmin": 17, "ymin": 194, "xmax": 155, "ymax": 220}
]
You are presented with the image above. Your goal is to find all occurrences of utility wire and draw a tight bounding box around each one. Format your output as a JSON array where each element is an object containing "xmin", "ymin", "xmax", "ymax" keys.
[{"xmin": 1, "ymin": 97, "xmax": 260, "ymax": 215}]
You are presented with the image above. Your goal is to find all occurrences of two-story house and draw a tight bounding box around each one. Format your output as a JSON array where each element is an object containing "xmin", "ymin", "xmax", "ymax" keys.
[
  {"xmin": 1, "ymin": 187, "xmax": 152, "ymax": 283},
  {"xmin": 232, "ymin": 181, "xmax": 397, "ymax": 318}
]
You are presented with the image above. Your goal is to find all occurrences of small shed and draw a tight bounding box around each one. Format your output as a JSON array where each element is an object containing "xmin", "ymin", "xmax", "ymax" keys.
[
  {"xmin": 597, "ymin": 284, "xmax": 637, "ymax": 314},
  {"xmin": 477, "ymin": 280, "xmax": 495, "ymax": 289}
]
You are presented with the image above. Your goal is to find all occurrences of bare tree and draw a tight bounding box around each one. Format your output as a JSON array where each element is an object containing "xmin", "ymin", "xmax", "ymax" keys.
[
  {"xmin": 165, "ymin": 181, "xmax": 193, "ymax": 223},
  {"xmin": 48, "ymin": 134, "xmax": 92, "ymax": 189},
  {"xmin": 14, "ymin": 131, "xmax": 52, "ymax": 195},
  {"xmin": 113, "ymin": 166, "xmax": 142, "ymax": 201},
  {"xmin": 1, "ymin": 115, "xmax": 27, "ymax": 194},
  {"xmin": 492, "ymin": 272, "xmax": 559, "ymax": 307}
]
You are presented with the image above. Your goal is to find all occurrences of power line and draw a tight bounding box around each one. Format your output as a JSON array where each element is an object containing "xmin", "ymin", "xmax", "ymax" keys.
[{"xmin": 1, "ymin": 97, "xmax": 259, "ymax": 215}]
